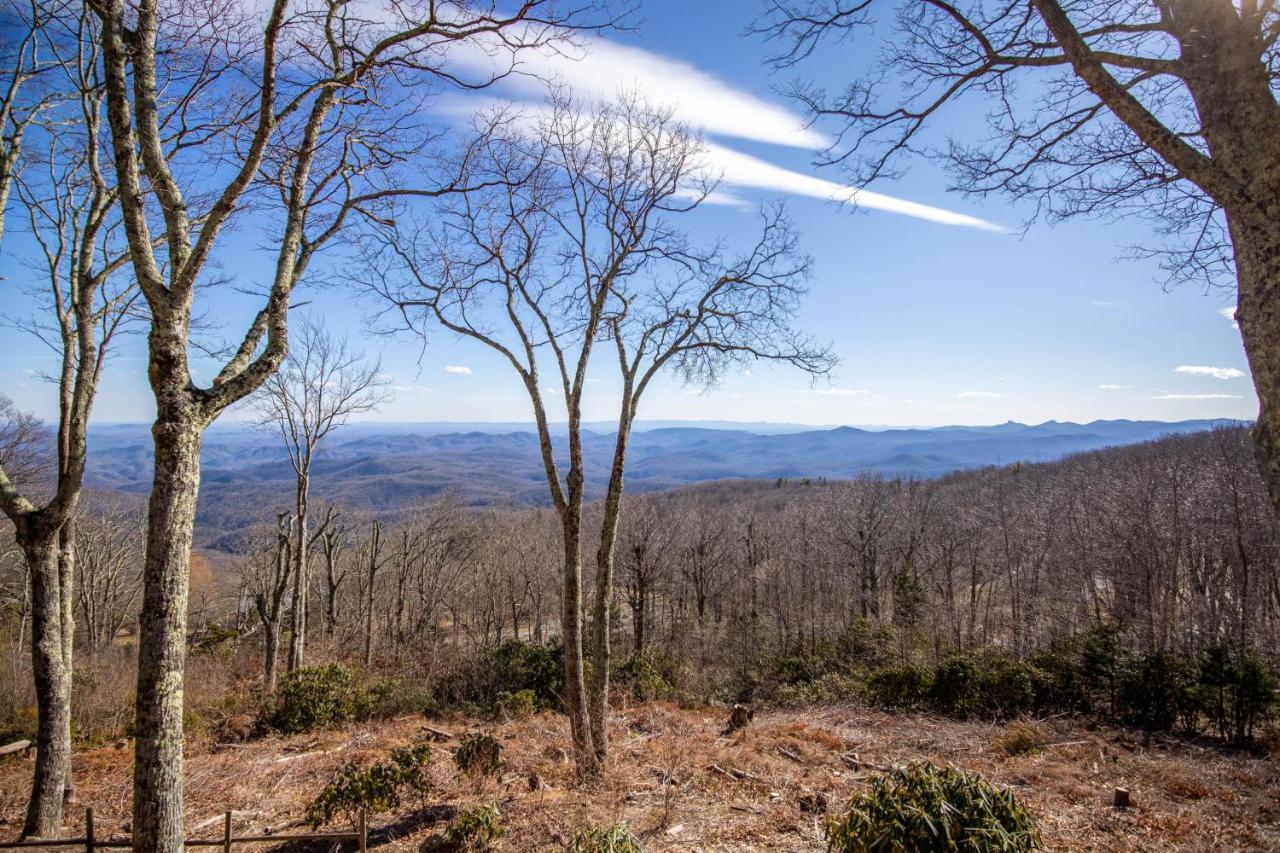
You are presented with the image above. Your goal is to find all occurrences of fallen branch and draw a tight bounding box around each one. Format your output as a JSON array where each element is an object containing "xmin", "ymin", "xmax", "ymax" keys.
[
  {"xmin": 420, "ymin": 724, "xmax": 453, "ymax": 741},
  {"xmin": 776, "ymin": 745, "xmax": 803, "ymax": 763},
  {"xmin": 707, "ymin": 763, "xmax": 762, "ymax": 782},
  {"xmin": 840, "ymin": 753, "xmax": 889, "ymax": 772},
  {"xmin": 0, "ymin": 739, "xmax": 32, "ymax": 756}
]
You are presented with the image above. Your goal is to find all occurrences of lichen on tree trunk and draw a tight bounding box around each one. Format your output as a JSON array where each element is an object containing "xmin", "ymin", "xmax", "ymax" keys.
[
  {"xmin": 19, "ymin": 527, "xmax": 72, "ymax": 839},
  {"xmin": 131, "ymin": 413, "xmax": 203, "ymax": 852}
]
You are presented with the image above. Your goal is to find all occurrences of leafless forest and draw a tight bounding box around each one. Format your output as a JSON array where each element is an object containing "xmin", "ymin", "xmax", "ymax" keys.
[
  {"xmin": 3, "ymin": 0, "xmax": 1280, "ymax": 849},
  {"xmin": 5, "ymin": 425, "xmax": 1277, "ymax": 735}
]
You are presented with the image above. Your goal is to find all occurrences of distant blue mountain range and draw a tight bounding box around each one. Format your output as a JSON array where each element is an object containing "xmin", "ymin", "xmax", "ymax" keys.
[{"xmin": 84, "ymin": 418, "xmax": 1242, "ymax": 546}]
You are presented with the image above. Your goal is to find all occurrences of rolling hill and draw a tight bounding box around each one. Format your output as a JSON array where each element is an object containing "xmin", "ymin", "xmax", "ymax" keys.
[{"xmin": 82, "ymin": 418, "xmax": 1240, "ymax": 548}]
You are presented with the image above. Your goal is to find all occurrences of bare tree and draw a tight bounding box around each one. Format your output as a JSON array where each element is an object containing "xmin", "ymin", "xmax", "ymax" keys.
[
  {"xmin": 74, "ymin": 493, "xmax": 143, "ymax": 656},
  {"xmin": 757, "ymin": 0, "xmax": 1280, "ymax": 513},
  {"xmin": 0, "ymin": 396, "xmax": 45, "ymax": 489},
  {"xmin": 248, "ymin": 318, "xmax": 387, "ymax": 672},
  {"xmin": 87, "ymin": 1, "xmax": 610, "ymax": 845},
  {"xmin": 0, "ymin": 4, "xmax": 138, "ymax": 834},
  {"xmin": 371, "ymin": 94, "xmax": 833, "ymax": 773},
  {"xmin": 246, "ymin": 513, "xmax": 293, "ymax": 694}
]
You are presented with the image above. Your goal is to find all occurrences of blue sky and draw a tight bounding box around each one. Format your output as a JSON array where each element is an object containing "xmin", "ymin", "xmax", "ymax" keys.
[{"xmin": 0, "ymin": 0, "xmax": 1254, "ymax": 427}]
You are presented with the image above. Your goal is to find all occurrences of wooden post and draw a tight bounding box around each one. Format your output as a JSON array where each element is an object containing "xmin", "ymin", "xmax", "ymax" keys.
[
  {"xmin": 223, "ymin": 811, "xmax": 232, "ymax": 852},
  {"xmin": 358, "ymin": 809, "xmax": 367, "ymax": 853},
  {"xmin": 85, "ymin": 807, "xmax": 95, "ymax": 853}
]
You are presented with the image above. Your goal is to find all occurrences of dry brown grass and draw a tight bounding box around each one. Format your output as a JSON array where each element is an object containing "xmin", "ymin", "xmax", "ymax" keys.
[{"xmin": 2, "ymin": 703, "xmax": 1277, "ymax": 850}]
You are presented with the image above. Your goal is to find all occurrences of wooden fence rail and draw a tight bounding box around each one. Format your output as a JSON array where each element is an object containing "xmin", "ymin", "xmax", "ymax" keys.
[{"xmin": 0, "ymin": 808, "xmax": 367, "ymax": 851}]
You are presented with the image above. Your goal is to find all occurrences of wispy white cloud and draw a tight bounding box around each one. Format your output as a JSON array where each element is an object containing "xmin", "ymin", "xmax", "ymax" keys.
[
  {"xmin": 452, "ymin": 34, "xmax": 827, "ymax": 150},
  {"xmin": 1153, "ymin": 393, "xmax": 1242, "ymax": 400},
  {"xmin": 444, "ymin": 365, "xmax": 473, "ymax": 375},
  {"xmin": 1098, "ymin": 384, "xmax": 1130, "ymax": 390},
  {"xmin": 815, "ymin": 388, "xmax": 870, "ymax": 396},
  {"xmin": 1174, "ymin": 365, "xmax": 1245, "ymax": 380},
  {"xmin": 956, "ymin": 391, "xmax": 1002, "ymax": 399},
  {"xmin": 1218, "ymin": 306, "xmax": 1238, "ymax": 328},
  {"xmin": 704, "ymin": 143, "xmax": 1005, "ymax": 231}
]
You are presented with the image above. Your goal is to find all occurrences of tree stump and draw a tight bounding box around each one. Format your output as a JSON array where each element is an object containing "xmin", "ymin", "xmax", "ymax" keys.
[
  {"xmin": 1113, "ymin": 787, "xmax": 1130, "ymax": 809},
  {"xmin": 722, "ymin": 703, "xmax": 754, "ymax": 735}
]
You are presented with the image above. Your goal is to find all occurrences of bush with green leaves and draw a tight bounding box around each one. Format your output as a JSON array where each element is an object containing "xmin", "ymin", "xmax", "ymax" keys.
[
  {"xmin": 359, "ymin": 678, "xmax": 435, "ymax": 721},
  {"xmin": 824, "ymin": 762, "xmax": 1041, "ymax": 852},
  {"xmin": 1117, "ymin": 652, "xmax": 1197, "ymax": 737},
  {"xmin": 1080, "ymin": 623, "xmax": 1122, "ymax": 716},
  {"xmin": 1230, "ymin": 654, "xmax": 1277, "ymax": 741},
  {"xmin": 928, "ymin": 655, "xmax": 983, "ymax": 718},
  {"xmin": 455, "ymin": 732, "xmax": 502, "ymax": 777},
  {"xmin": 1199, "ymin": 646, "xmax": 1278, "ymax": 743},
  {"xmin": 838, "ymin": 619, "xmax": 896, "ymax": 670},
  {"xmin": 445, "ymin": 801, "xmax": 504, "ymax": 850},
  {"xmin": 435, "ymin": 640, "xmax": 565, "ymax": 714},
  {"xmin": 489, "ymin": 640, "xmax": 564, "ymax": 707},
  {"xmin": 495, "ymin": 689, "xmax": 537, "ymax": 719},
  {"xmin": 305, "ymin": 744, "xmax": 432, "ymax": 828},
  {"xmin": 982, "ymin": 659, "xmax": 1038, "ymax": 719},
  {"xmin": 867, "ymin": 663, "xmax": 931, "ymax": 710},
  {"xmin": 1026, "ymin": 645, "xmax": 1086, "ymax": 714},
  {"xmin": 773, "ymin": 672, "xmax": 863, "ymax": 708},
  {"xmin": 268, "ymin": 664, "xmax": 358, "ymax": 734},
  {"xmin": 615, "ymin": 649, "xmax": 681, "ymax": 701},
  {"xmin": 569, "ymin": 822, "xmax": 644, "ymax": 852}
]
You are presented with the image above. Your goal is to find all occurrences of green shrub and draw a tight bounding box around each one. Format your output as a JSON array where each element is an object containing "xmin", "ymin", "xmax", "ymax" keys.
[
  {"xmin": 495, "ymin": 689, "xmax": 537, "ymax": 719},
  {"xmin": 1026, "ymin": 646, "xmax": 1086, "ymax": 714},
  {"xmin": 1080, "ymin": 623, "xmax": 1122, "ymax": 716},
  {"xmin": 445, "ymin": 801, "xmax": 504, "ymax": 850},
  {"xmin": 359, "ymin": 678, "xmax": 435, "ymax": 721},
  {"xmin": 269, "ymin": 664, "xmax": 358, "ymax": 734},
  {"xmin": 867, "ymin": 663, "xmax": 931, "ymax": 710},
  {"xmin": 773, "ymin": 673, "xmax": 863, "ymax": 708},
  {"xmin": 839, "ymin": 619, "xmax": 896, "ymax": 670},
  {"xmin": 489, "ymin": 640, "xmax": 564, "ymax": 707},
  {"xmin": 773, "ymin": 641, "xmax": 845, "ymax": 686},
  {"xmin": 305, "ymin": 744, "xmax": 432, "ymax": 828},
  {"xmin": 982, "ymin": 659, "xmax": 1038, "ymax": 719},
  {"xmin": 615, "ymin": 649, "xmax": 680, "ymax": 701},
  {"xmin": 455, "ymin": 733, "xmax": 502, "ymax": 777},
  {"xmin": 1228, "ymin": 654, "xmax": 1277, "ymax": 743},
  {"xmin": 1117, "ymin": 652, "xmax": 1196, "ymax": 736},
  {"xmin": 929, "ymin": 655, "xmax": 983, "ymax": 717},
  {"xmin": 569, "ymin": 822, "xmax": 644, "ymax": 852},
  {"xmin": 824, "ymin": 762, "xmax": 1041, "ymax": 852}
]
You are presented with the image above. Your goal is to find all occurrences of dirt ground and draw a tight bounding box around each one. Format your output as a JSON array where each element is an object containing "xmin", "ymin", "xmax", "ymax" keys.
[{"xmin": 2, "ymin": 702, "xmax": 1277, "ymax": 851}]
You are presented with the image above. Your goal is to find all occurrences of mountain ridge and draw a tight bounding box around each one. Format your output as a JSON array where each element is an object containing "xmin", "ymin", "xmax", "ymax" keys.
[{"xmin": 80, "ymin": 417, "xmax": 1242, "ymax": 548}]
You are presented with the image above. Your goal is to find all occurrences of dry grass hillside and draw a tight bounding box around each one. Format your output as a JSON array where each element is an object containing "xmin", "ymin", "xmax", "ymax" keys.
[{"xmin": 2, "ymin": 702, "xmax": 1276, "ymax": 851}]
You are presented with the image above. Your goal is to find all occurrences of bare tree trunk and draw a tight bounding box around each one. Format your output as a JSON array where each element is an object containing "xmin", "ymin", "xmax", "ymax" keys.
[
  {"xmin": 1232, "ymin": 218, "xmax": 1280, "ymax": 518},
  {"xmin": 132, "ymin": 411, "xmax": 202, "ymax": 853},
  {"xmin": 588, "ymin": 413, "xmax": 631, "ymax": 762},
  {"xmin": 18, "ymin": 525, "xmax": 72, "ymax": 838},
  {"xmin": 287, "ymin": 473, "xmax": 309, "ymax": 671},
  {"xmin": 263, "ymin": 621, "xmax": 281, "ymax": 693},
  {"xmin": 364, "ymin": 521, "xmax": 381, "ymax": 669},
  {"xmin": 559, "ymin": 512, "xmax": 595, "ymax": 774}
]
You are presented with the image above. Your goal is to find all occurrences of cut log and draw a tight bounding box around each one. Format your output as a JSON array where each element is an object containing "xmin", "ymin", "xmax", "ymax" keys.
[
  {"xmin": 1113, "ymin": 787, "xmax": 1130, "ymax": 809},
  {"xmin": 420, "ymin": 724, "xmax": 454, "ymax": 741},
  {"xmin": 0, "ymin": 739, "xmax": 32, "ymax": 756}
]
